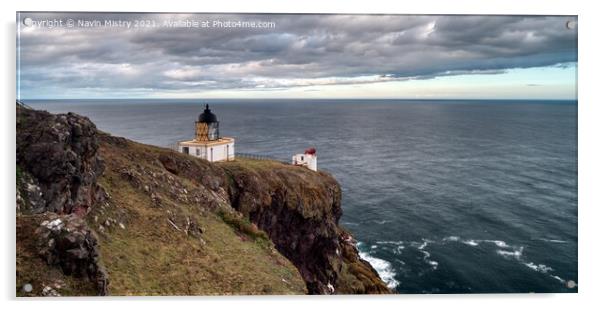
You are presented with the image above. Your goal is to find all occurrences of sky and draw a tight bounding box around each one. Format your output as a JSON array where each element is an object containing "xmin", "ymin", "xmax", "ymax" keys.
[{"xmin": 17, "ymin": 13, "xmax": 578, "ymax": 100}]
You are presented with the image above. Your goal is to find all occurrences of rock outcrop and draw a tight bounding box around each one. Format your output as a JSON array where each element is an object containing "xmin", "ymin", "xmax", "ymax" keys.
[
  {"xmin": 17, "ymin": 107, "xmax": 105, "ymax": 215},
  {"xmin": 35, "ymin": 213, "xmax": 109, "ymax": 295},
  {"xmin": 17, "ymin": 105, "xmax": 108, "ymax": 295}
]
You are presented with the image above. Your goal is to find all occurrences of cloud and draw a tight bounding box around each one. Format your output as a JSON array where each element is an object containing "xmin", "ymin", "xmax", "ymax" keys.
[{"xmin": 17, "ymin": 13, "xmax": 577, "ymax": 97}]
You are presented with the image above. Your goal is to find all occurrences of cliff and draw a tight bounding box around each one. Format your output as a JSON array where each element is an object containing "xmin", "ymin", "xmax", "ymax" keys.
[
  {"xmin": 16, "ymin": 105, "xmax": 390, "ymax": 296},
  {"xmin": 221, "ymin": 160, "xmax": 390, "ymax": 294}
]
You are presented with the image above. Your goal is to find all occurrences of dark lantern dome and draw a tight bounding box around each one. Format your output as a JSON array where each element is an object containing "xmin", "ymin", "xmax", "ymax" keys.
[{"xmin": 198, "ymin": 104, "xmax": 218, "ymax": 123}]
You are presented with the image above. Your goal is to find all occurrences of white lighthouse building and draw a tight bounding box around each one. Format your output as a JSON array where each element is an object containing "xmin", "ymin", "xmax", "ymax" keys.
[
  {"xmin": 292, "ymin": 148, "xmax": 317, "ymax": 171},
  {"xmin": 177, "ymin": 104, "xmax": 235, "ymax": 162}
]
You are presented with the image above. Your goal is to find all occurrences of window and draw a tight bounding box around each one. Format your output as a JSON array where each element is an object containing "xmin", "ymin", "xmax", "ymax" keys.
[{"xmin": 196, "ymin": 148, "xmax": 200, "ymax": 156}]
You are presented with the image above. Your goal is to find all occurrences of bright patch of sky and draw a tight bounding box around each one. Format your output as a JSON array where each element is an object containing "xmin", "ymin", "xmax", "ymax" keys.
[{"xmin": 105, "ymin": 64, "xmax": 578, "ymax": 100}]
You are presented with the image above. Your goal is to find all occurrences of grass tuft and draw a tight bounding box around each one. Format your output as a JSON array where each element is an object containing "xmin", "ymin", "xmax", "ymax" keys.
[{"xmin": 217, "ymin": 209, "xmax": 269, "ymax": 242}]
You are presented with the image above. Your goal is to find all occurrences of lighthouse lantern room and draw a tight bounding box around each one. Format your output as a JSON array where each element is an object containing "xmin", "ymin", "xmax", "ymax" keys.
[{"xmin": 177, "ymin": 104, "xmax": 235, "ymax": 162}]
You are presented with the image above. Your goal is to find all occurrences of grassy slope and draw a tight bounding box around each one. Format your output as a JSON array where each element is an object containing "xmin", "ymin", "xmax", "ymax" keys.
[
  {"xmin": 91, "ymin": 135, "xmax": 306, "ymax": 295},
  {"xmin": 16, "ymin": 133, "xmax": 307, "ymax": 296}
]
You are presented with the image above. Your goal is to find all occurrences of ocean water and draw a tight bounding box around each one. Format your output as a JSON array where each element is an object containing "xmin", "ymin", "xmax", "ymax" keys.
[{"xmin": 26, "ymin": 99, "xmax": 578, "ymax": 293}]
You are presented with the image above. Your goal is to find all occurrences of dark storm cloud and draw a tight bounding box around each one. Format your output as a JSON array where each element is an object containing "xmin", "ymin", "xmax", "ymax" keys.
[{"xmin": 17, "ymin": 12, "xmax": 577, "ymax": 96}]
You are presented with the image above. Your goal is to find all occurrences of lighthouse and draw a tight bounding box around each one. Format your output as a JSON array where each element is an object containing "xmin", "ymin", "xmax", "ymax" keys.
[
  {"xmin": 177, "ymin": 104, "xmax": 235, "ymax": 162},
  {"xmin": 292, "ymin": 148, "xmax": 317, "ymax": 171}
]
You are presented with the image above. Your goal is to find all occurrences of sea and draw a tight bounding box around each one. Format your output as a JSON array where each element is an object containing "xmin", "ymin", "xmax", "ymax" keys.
[{"xmin": 25, "ymin": 99, "xmax": 578, "ymax": 293}]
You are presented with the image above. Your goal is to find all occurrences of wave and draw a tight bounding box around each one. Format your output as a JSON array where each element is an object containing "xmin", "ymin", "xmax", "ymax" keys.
[
  {"xmin": 410, "ymin": 240, "xmax": 438, "ymax": 270},
  {"xmin": 523, "ymin": 262, "xmax": 553, "ymax": 274},
  {"xmin": 538, "ymin": 238, "xmax": 567, "ymax": 243},
  {"xmin": 496, "ymin": 247, "xmax": 524, "ymax": 259},
  {"xmin": 411, "ymin": 239, "xmax": 432, "ymax": 250},
  {"xmin": 485, "ymin": 240, "xmax": 510, "ymax": 248},
  {"xmin": 442, "ymin": 236, "xmax": 513, "ymax": 249},
  {"xmin": 462, "ymin": 240, "xmax": 479, "ymax": 246},
  {"xmin": 441, "ymin": 236, "xmax": 523, "ymax": 259},
  {"xmin": 420, "ymin": 250, "xmax": 439, "ymax": 270},
  {"xmin": 443, "ymin": 236, "xmax": 460, "ymax": 242},
  {"xmin": 550, "ymin": 275, "xmax": 566, "ymax": 283},
  {"xmin": 376, "ymin": 240, "xmax": 404, "ymax": 245},
  {"xmin": 358, "ymin": 249, "xmax": 400, "ymax": 289},
  {"xmin": 375, "ymin": 240, "xmax": 405, "ymax": 255},
  {"xmin": 375, "ymin": 220, "xmax": 390, "ymax": 225},
  {"xmin": 369, "ymin": 236, "xmax": 574, "ymax": 289}
]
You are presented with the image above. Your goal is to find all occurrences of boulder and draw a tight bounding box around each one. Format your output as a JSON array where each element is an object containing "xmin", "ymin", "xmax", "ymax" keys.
[{"xmin": 35, "ymin": 213, "xmax": 109, "ymax": 295}]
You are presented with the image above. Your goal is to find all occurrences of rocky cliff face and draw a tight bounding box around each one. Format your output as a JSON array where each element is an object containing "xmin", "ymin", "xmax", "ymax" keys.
[
  {"xmin": 17, "ymin": 106, "xmax": 109, "ymax": 295},
  {"xmin": 17, "ymin": 107, "xmax": 105, "ymax": 215},
  {"xmin": 221, "ymin": 161, "xmax": 390, "ymax": 294},
  {"xmin": 16, "ymin": 106, "xmax": 390, "ymax": 296}
]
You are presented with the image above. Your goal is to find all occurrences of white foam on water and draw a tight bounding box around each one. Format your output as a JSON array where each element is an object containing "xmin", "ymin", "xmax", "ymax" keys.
[
  {"xmin": 442, "ymin": 236, "xmax": 510, "ymax": 248},
  {"xmin": 358, "ymin": 250, "xmax": 400, "ymax": 289},
  {"xmin": 539, "ymin": 238, "xmax": 567, "ymax": 244},
  {"xmin": 549, "ymin": 276, "xmax": 578, "ymax": 290},
  {"xmin": 524, "ymin": 262, "xmax": 553, "ymax": 274},
  {"xmin": 486, "ymin": 240, "xmax": 510, "ymax": 248},
  {"xmin": 443, "ymin": 236, "xmax": 460, "ymax": 242},
  {"xmin": 496, "ymin": 246, "xmax": 523, "ymax": 259},
  {"xmin": 462, "ymin": 240, "xmax": 479, "ymax": 246},
  {"xmin": 427, "ymin": 260, "xmax": 439, "ymax": 269},
  {"xmin": 376, "ymin": 240, "xmax": 404, "ymax": 245},
  {"xmin": 409, "ymin": 239, "xmax": 432, "ymax": 250},
  {"xmin": 393, "ymin": 245, "xmax": 405, "ymax": 254},
  {"xmin": 370, "ymin": 245, "xmax": 378, "ymax": 249},
  {"xmin": 373, "ymin": 240, "xmax": 405, "ymax": 255},
  {"xmin": 419, "ymin": 250, "xmax": 439, "ymax": 270},
  {"xmin": 550, "ymin": 275, "xmax": 566, "ymax": 284},
  {"xmin": 427, "ymin": 236, "xmax": 573, "ymax": 288}
]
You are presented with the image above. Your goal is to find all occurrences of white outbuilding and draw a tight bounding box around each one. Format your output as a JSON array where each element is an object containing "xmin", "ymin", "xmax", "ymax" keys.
[{"xmin": 292, "ymin": 148, "xmax": 317, "ymax": 171}]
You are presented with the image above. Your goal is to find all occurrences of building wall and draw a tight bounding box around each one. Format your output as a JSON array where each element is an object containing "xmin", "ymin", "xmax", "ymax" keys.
[
  {"xmin": 292, "ymin": 154, "xmax": 317, "ymax": 171},
  {"xmin": 178, "ymin": 141, "xmax": 235, "ymax": 162}
]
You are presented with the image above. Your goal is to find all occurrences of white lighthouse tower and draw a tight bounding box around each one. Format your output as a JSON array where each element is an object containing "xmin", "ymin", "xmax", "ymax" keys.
[
  {"xmin": 292, "ymin": 148, "xmax": 317, "ymax": 171},
  {"xmin": 177, "ymin": 104, "xmax": 235, "ymax": 162}
]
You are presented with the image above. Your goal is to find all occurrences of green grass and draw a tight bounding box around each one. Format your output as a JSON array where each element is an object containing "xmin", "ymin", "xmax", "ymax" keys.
[
  {"xmin": 217, "ymin": 209, "xmax": 269, "ymax": 242},
  {"xmin": 84, "ymin": 136, "xmax": 307, "ymax": 295},
  {"xmin": 218, "ymin": 157, "xmax": 293, "ymax": 172},
  {"xmin": 16, "ymin": 132, "xmax": 308, "ymax": 296}
]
